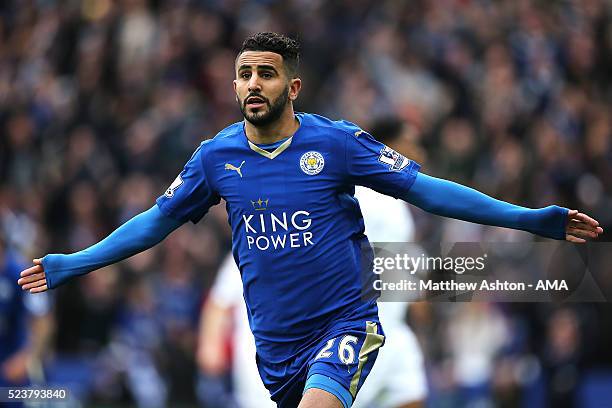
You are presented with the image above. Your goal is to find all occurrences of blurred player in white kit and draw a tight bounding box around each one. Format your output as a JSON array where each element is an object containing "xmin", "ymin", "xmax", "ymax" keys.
[
  {"xmin": 197, "ymin": 117, "xmax": 427, "ymax": 408},
  {"xmin": 352, "ymin": 117, "xmax": 427, "ymax": 408},
  {"xmin": 198, "ymin": 251, "xmax": 276, "ymax": 408}
]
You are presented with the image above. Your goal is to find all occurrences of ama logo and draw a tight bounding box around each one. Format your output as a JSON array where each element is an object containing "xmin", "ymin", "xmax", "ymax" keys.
[{"xmin": 243, "ymin": 198, "xmax": 315, "ymax": 250}]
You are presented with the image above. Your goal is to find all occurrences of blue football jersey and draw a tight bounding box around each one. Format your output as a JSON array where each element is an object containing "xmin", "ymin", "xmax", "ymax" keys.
[{"xmin": 156, "ymin": 113, "xmax": 420, "ymax": 363}]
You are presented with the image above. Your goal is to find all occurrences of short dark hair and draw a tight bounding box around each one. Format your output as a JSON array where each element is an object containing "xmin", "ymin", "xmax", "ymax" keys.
[{"xmin": 238, "ymin": 32, "xmax": 300, "ymax": 78}]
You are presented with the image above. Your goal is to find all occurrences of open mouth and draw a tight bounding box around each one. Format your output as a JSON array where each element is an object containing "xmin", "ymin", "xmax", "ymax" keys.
[{"xmin": 246, "ymin": 96, "xmax": 266, "ymax": 108}]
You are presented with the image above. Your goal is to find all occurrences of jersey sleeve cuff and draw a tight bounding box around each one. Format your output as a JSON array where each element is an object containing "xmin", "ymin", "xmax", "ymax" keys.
[
  {"xmin": 155, "ymin": 198, "xmax": 192, "ymax": 224},
  {"xmin": 41, "ymin": 255, "xmax": 55, "ymax": 289},
  {"xmin": 404, "ymin": 160, "xmax": 421, "ymax": 192}
]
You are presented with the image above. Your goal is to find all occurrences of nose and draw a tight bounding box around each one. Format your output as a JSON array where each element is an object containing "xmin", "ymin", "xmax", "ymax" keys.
[{"xmin": 248, "ymin": 73, "xmax": 262, "ymax": 93}]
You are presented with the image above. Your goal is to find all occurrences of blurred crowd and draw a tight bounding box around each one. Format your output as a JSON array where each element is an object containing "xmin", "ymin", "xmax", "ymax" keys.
[{"xmin": 0, "ymin": 0, "xmax": 611, "ymax": 407}]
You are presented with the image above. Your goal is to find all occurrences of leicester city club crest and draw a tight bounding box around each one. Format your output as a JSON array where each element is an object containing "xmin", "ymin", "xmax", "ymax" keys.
[{"xmin": 300, "ymin": 151, "xmax": 325, "ymax": 175}]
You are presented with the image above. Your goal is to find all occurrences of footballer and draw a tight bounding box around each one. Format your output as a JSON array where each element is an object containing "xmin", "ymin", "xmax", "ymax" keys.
[{"xmin": 18, "ymin": 33, "xmax": 603, "ymax": 408}]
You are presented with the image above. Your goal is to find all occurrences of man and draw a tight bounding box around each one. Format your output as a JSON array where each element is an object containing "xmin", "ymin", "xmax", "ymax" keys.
[
  {"xmin": 18, "ymin": 33, "xmax": 602, "ymax": 408},
  {"xmin": 196, "ymin": 118, "xmax": 427, "ymax": 408}
]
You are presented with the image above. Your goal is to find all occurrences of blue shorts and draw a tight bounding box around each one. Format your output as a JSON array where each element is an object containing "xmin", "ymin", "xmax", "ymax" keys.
[{"xmin": 257, "ymin": 320, "xmax": 385, "ymax": 408}]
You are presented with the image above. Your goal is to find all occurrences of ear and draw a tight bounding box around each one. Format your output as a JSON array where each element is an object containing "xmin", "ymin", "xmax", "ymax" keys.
[
  {"xmin": 233, "ymin": 79, "xmax": 237, "ymax": 94},
  {"xmin": 288, "ymin": 78, "xmax": 302, "ymax": 101}
]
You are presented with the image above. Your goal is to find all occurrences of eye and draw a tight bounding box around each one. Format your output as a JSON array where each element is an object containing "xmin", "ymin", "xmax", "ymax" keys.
[
  {"xmin": 261, "ymin": 72, "xmax": 273, "ymax": 79},
  {"xmin": 240, "ymin": 72, "xmax": 251, "ymax": 79}
]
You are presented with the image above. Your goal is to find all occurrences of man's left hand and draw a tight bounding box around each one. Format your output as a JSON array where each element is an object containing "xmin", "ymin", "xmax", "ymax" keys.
[{"xmin": 565, "ymin": 209, "xmax": 604, "ymax": 243}]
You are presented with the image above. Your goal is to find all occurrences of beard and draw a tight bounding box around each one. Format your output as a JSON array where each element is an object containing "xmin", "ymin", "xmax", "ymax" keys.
[{"xmin": 239, "ymin": 86, "xmax": 289, "ymax": 127}]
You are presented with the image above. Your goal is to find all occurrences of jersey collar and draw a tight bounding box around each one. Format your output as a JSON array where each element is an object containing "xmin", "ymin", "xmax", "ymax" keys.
[
  {"xmin": 244, "ymin": 114, "xmax": 303, "ymax": 160},
  {"xmin": 247, "ymin": 137, "xmax": 293, "ymax": 160}
]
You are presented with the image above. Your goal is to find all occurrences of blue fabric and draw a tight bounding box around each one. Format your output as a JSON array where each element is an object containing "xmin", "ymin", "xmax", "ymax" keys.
[
  {"xmin": 258, "ymin": 318, "xmax": 383, "ymax": 408},
  {"xmin": 255, "ymin": 135, "xmax": 291, "ymax": 150},
  {"xmin": 404, "ymin": 173, "xmax": 569, "ymax": 240},
  {"xmin": 43, "ymin": 205, "xmax": 183, "ymax": 289},
  {"xmin": 0, "ymin": 252, "xmax": 28, "ymax": 369},
  {"xmin": 156, "ymin": 113, "xmax": 419, "ymax": 364},
  {"xmin": 304, "ymin": 374, "xmax": 353, "ymax": 408}
]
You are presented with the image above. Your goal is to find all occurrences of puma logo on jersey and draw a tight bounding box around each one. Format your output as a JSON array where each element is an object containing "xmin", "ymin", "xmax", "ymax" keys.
[{"xmin": 225, "ymin": 161, "xmax": 245, "ymax": 177}]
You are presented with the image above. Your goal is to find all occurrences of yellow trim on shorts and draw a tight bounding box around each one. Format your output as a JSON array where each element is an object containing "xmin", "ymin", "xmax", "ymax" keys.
[{"xmin": 349, "ymin": 321, "xmax": 385, "ymax": 397}]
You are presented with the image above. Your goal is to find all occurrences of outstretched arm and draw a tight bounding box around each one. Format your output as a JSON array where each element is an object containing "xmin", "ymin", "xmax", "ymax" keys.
[
  {"xmin": 18, "ymin": 205, "xmax": 183, "ymax": 292},
  {"xmin": 340, "ymin": 123, "xmax": 602, "ymax": 242},
  {"xmin": 402, "ymin": 173, "xmax": 603, "ymax": 242}
]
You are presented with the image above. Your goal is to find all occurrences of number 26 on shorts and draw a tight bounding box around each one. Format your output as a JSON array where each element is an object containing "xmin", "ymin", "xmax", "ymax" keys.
[{"xmin": 315, "ymin": 335, "xmax": 359, "ymax": 364}]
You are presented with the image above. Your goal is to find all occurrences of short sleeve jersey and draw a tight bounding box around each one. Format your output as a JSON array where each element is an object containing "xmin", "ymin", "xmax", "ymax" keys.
[{"xmin": 156, "ymin": 113, "xmax": 420, "ymax": 363}]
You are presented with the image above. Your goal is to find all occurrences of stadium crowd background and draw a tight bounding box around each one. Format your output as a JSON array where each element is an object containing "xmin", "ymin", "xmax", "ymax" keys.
[{"xmin": 1, "ymin": 0, "xmax": 611, "ymax": 407}]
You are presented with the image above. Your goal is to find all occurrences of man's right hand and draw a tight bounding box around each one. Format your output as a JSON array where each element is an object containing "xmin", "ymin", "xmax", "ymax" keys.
[{"xmin": 17, "ymin": 258, "xmax": 48, "ymax": 293}]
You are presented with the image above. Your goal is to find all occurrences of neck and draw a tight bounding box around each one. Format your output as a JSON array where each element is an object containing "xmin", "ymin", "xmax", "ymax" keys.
[{"xmin": 244, "ymin": 105, "xmax": 300, "ymax": 145}]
